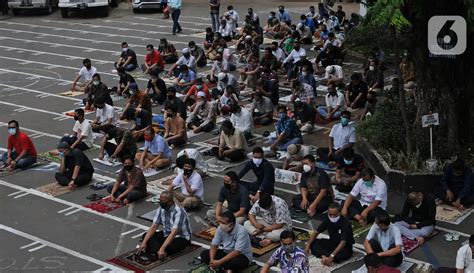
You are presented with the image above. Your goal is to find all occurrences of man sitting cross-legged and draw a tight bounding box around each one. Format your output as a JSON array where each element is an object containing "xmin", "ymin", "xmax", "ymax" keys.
[
  {"xmin": 136, "ymin": 127, "xmax": 172, "ymax": 171},
  {"xmin": 200, "ymin": 211, "xmax": 253, "ymax": 272},
  {"xmin": 213, "ymin": 120, "xmax": 248, "ymax": 162},
  {"xmin": 305, "ymin": 202, "xmax": 354, "ymax": 266},
  {"xmin": 168, "ymin": 158, "xmax": 204, "ymax": 210},
  {"xmin": 137, "ymin": 191, "xmax": 192, "ymax": 261},
  {"xmin": 207, "ymin": 171, "xmax": 251, "ymax": 225},
  {"xmin": 107, "ymin": 156, "xmax": 147, "ymax": 205},
  {"xmin": 55, "ymin": 142, "xmax": 94, "ymax": 189},
  {"xmin": 332, "ymin": 147, "xmax": 364, "ymax": 192},
  {"xmin": 244, "ymin": 193, "xmax": 292, "ymax": 247}
]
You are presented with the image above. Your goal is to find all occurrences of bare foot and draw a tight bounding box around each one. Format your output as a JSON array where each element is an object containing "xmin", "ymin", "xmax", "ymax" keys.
[
  {"xmin": 260, "ymin": 239, "xmax": 272, "ymax": 247},
  {"xmin": 416, "ymin": 237, "xmax": 424, "ymax": 245}
]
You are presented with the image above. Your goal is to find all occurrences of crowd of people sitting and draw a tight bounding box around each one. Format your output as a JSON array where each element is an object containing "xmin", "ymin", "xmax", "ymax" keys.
[{"xmin": 0, "ymin": 2, "xmax": 472, "ymax": 273}]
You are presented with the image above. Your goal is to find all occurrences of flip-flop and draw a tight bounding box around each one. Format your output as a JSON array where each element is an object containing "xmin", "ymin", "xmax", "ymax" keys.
[{"xmin": 188, "ymin": 257, "xmax": 203, "ymax": 266}]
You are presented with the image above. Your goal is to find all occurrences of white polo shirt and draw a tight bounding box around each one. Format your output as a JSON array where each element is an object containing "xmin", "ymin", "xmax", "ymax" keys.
[
  {"xmin": 79, "ymin": 66, "xmax": 97, "ymax": 82},
  {"xmin": 456, "ymin": 244, "xmax": 474, "ymax": 271},
  {"xmin": 329, "ymin": 123, "xmax": 356, "ymax": 150},
  {"xmin": 172, "ymin": 171, "xmax": 204, "ymax": 199},
  {"xmin": 72, "ymin": 120, "xmax": 93, "ymax": 147},
  {"xmin": 96, "ymin": 104, "xmax": 115, "ymax": 124},
  {"xmin": 230, "ymin": 108, "xmax": 253, "ymax": 133},
  {"xmin": 350, "ymin": 175, "xmax": 387, "ymax": 209},
  {"xmin": 325, "ymin": 91, "xmax": 345, "ymax": 109}
]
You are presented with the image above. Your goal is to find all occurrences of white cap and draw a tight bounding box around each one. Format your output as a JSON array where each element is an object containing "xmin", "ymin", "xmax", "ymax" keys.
[
  {"xmin": 245, "ymin": 35, "xmax": 252, "ymax": 40},
  {"xmin": 197, "ymin": 91, "xmax": 206, "ymax": 97},
  {"xmin": 179, "ymin": 79, "xmax": 186, "ymax": 84},
  {"xmin": 182, "ymin": 48, "xmax": 190, "ymax": 54},
  {"xmin": 217, "ymin": 72, "xmax": 227, "ymax": 81},
  {"xmin": 326, "ymin": 65, "xmax": 334, "ymax": 74}
]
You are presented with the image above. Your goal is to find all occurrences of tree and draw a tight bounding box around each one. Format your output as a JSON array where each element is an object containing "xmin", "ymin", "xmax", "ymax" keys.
[{"xmin": 354, "ymin": 0, "xmax": 474, "ymax": 159}]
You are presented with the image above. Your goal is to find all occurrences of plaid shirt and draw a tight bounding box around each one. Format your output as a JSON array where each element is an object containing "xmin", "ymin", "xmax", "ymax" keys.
[
  {"xmin": 276, "ymin": 117, "xmax": 302, "ymax": 140},
  {"xmin": 153, "ymin": 204, "xmax": 192, "ymax": 240},
  {"xmin": 297, "ymin": 83, "xmax": 314, "ymax": 104}
]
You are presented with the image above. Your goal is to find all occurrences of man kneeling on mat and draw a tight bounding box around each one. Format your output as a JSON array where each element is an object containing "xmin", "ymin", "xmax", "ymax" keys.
[
  {"xmin": 137, "ymin": 191, "xmax": 192, "ymax": 261},
  {"xmin": 55, "ymin": 142, "xmax": 94, "ymax": 190},
  {"xmin": 107, "ymin": 156, "xmax": 147, "ymax": 205},
  {"xmin": 305, "ymin": 202, "xmax": 354, "ymax": 266},
  {"xmin": 201, "ymin": 211, "xmax": 253, "ymax": 272}
]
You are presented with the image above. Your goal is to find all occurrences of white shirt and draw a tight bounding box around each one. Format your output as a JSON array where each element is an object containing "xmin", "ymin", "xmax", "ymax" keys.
[
  {"xmin": 366, "ymin": 224, "xmax": 402, "ymax": 252},
  {"xmin": 96, "ymin": 104, "xmax": 115, "ymax": 124},
  {"xmin": 325, "ymin": 65, "xmax": 345, "ymax": 82},
  {"xmin": 456, "ymin": 245, "xmax": 474, "ymax": 271},
  {"xmin": 219, "ymin": 24, "xmax": 234, "ymax": 37},
  {"xmin": 230, "ymin": 108, "xmax": 253, "ymax": 133},
  {"xmin": 325, "ymin": 91, "xmax": 345, "ymax": 109},
  {"xmin": 283, "ymin": 48, "xmax": 306, "ymax": 64},
  {"xmin": 322, "ymin": 38, "xmax": 342, "ymax": 51},
  {"xmin": 350, "ymin": 176, "xmax": 387, "ymax": 209},
  {"xmin": 172, "ymin": 171, "xmax": 204, "ymax": 198},
  {"xmin": 272, "ymin": 48, "xmax": 286, "ymax": 63},
  {"xmin": 79, "ymin": 66, "xmax": 97, "ymax": 82},
  {"xmin": 176, "ymin": 56, "xmax": 197, "ymax": 72},
  {"xmin": 177, "ymin": 148, "xmax": 208, "ymax": 173},
  {"xmin": 228, "ymin": 10, "xmax": 240, "ymax": 23},
  {"xmin": 329, "ymin": 123, "xmax": 356, "ymax": 150},
  {"xmin": 72, "ymin": 120, "xmax": 93, "ymax": 147},
  {"xmin": 286, "ymin": 145, "xmax": 310, "ymax": 160}
]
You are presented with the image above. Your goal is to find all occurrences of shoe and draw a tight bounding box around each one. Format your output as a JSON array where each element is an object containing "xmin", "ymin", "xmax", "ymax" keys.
[{"xmin": 177, "ymin": 29, "xmax": 182, "ymax": 33}]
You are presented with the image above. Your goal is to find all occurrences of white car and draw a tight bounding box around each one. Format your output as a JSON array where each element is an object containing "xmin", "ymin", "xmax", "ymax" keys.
[
  {"xmin": 132, "ymin": 0, "xmax": 163, "ymax": 13},
  {"xmin": 58, "ymin": 0, "xmax": 117, "ymax": 18},
  {"xmin": 8, "ymin": 0, "xmax": 58, "ymax": 15}
]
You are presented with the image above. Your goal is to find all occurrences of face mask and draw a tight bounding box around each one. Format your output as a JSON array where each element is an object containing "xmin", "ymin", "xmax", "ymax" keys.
[
  {"xmin": 184, "ymin": 169, "xmax": 193, "ymax": 177},
  {"xmin": 93, "ymin": 80, "xmax": 100, "ymax": 86},
  {"xmin": 329, "ymin": 215, "xmax": 340, "ymax": 223},
  {"xmin": 167, "ymin": 95, "xmax": 175, "ymax": 100},
  {"xmin": 268, "ymin": 15, "xmax": 273, "ymax": 19},
  {"xmin": 73, "ymin": 116, "xmax": 80, "ymax": 121},
  {"xmin": 224, "ymin": 183, "xmax": 232, "ymax": 190},
  {"xmin": 8, "ymin": 128, "xmax": 16, "ymax": 135},
  {"xmin": 294, "ymin": 46, "xmax": 300, "ymax": 51},
  {"xmin": 220, "ymin": 223, "xmax": 233, "ymax": 233},
  {"xmin": 279, "ymin": 9, "xmax": 284, "ymax": 13},
  {"xmin": 341, "ymin": 117, "xmax": 349, "ymax": 126},
  {"xmin": 122, "ymin": 47, "xmax": 128, "ymax": 52},
  {"xmin": 196, "ymin": 85, "xmax": 202, "ymax": 90},
  {"xmin": 301, "ymin": 71, "xmax": 307, "ymax": 76},
  {"xmin": 303, "ymin": 164, "xmax": 312, "ymax": 173},
  {"xmin": 146, "ymin": 50, "xmax": 152, "ymax": 54},
  {"xmin": 129, "ymin": 90, "xmax": 136, "ymax": 95},
  {"xmin": 85, "ymin": 64, "xmax": 91, "ymax": 69},
  {"xmin": 144, "ymin": 136, "xmax": 153, "ymax": 142},
  {"xmin": 184, "ymin": 54, "xmax": 190, "ymax": 58},
  {"xmin": 343, "ymin": 159, "xmax": 353, "ymax": 165},
  {"xmin": 363, "ymin": 180, "xmax": 373, "ymax": 187},
  {"xmin": 252, "ymin": 158, "xmax": 262, "ymax": 166},
  {"xmin": 58, "ymin": 151, "xmax": 65, "ymax": 158},
  {"xmin": 124, "ymin": 165, "xmax": 133, "ymax": 172},
  {"xmin": 279, "ymin": 112, "xmax": 287, "ymax": 120},
  {"xmin": 369, "ymin": 65, "xmax": 375, "ymax": 71},
  {"xmin": 96, "ymin": 105, "xmax": 104, "ymax": 109},
  {"xmin": 160, "ymin": 202, "xmax": 170, "ymax": 209},
  {"xmin": 415, "ymin": 202, "xmax": 422, "ymax": 208},
  {"xmin": 282, "ymin": 243, "xmax": 295, "ymax": 253},
  {"xmin": 166, "ymin": 112, "xmax": 174, "ymax": 118}
]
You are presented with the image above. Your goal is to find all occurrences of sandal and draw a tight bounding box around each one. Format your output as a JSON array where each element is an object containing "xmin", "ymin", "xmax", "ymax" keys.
[{"xmin": 188, "ymin": 257, "xmax": 203, "ymax": 266}]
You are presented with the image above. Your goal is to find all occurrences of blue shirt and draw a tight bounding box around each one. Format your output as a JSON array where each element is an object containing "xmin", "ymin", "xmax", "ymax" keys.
[
  {"xmin": 153, "ymin": 204, "xmax": 192, "ymax": 240},
  {"xmin": 167, "ymin": 0, "xmax": 181, "ymax": 9},
  {"xmin": 276, "ymin": 117, "xmax": 302, "ymax": 139},
  {"xmin": 211, "ymin": 224, "xmax": 253, "ymax": 262},
  {"xmin": 302, "ymin": 19, "xmax": 315, "ymax": 32},
  {"xmin": 145, "ymin": 134, "xmax": 171, "ymax": 158},
  {"xmin": 366, "ymin": 224, "xmax": 403, "ymax": 252},
  {"xmin": 178, "ymin": 70, "xmax": 196, "ymax": 83},
  {"xmin": 278, "ymin": 10, "xmax": 291, "ymax": 23}
]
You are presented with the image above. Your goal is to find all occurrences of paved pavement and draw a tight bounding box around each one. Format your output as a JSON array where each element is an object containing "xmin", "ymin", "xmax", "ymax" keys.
[{"xmin": 0, "ymin": 1, "xmax": 472, "ymax": 272}]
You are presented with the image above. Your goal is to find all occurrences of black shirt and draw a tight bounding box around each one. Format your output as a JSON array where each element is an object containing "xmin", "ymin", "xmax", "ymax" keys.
[
  {"xmin": 135, "ymin": 109, "xmax": 152, "ymax": 130},
  {"xmin": 218, "ymin": 184, "xmax": 251, "ymax": 213},
  {"xmin": 300, "ymin": 169, "xmax": 331, "ymax": 197},
  {"xmin": 147, "ymin": 78, "xmax": 167, "ymax": 104},
  {"xmin": 164, "ymin": 97, "xmax": 187, "ymax": 120},
  {"xmin": 120, "ymin": 49, "xmax": 138, "ymax": 66},
  {"xmin": 400, "ymin": 193, "xmax": 436, "ymax": 228},
  {"xmin": 119, "ymin": 73, "xmax": 136, "ymax": 85},
  {"xmin": 294, "ymin": 104, "xmax": 315, "ymax": 124},
  {"xmin": 238, "ymin": 159, "xmax": 275, "ymax": 194},
  {"xmin": 65, "ymin": 148, "xmax": 94, "ymax": 174},
  {"xmin": 346, "ymin": 81, "xmax": 368, "ymax": 107},
  {"xmin": 317, "ymin": 215, "xmax": 354, "ymax": 246},
  {"xmin": 336, "ymin": 154, "xmax": 364, "ymax": 176}
]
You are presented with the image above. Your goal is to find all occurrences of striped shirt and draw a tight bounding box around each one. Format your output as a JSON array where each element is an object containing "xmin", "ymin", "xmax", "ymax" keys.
[{"xmin": 152, "ymin": 204, "xmax": 192, "ymax": 240}]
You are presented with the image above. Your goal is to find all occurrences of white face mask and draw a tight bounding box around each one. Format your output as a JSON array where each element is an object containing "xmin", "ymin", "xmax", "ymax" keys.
[
  {"xmin": 122, "ymin": 47, "xmax": 128, "ymax": 52},
  {"xmin": 329, "ymin": 215, "xmax": 340, "ymax": 223},
  {"xmin": 303, "ymin": 164, "xmax": 311, "ymax": 173},
  {"xmin": 369, "ymin": 65, "xmax": 375, "ymax": 71},
  {"xmin": 301, "ymin": 71, "xmax": 307, "ymax": 76},
  {"xmin": 252, "ymin": 158, "xmax": 262, "ymax": 166},
  {"xmin": 415, "ymin": 201, "xmax": 422, "ymax": 208}
]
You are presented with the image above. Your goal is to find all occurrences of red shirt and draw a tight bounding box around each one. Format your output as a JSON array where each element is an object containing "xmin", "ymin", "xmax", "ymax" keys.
[
  {"xmin": 186, "ymin": 84, "xmax": 211, "ymax": 101},
  {"xmin": 144, "ymin": 50, "xmax": 164, "ymax": 68},
  {"xmin": 7, "ymin": 131, "xmax": 37, "ymax": 157}
]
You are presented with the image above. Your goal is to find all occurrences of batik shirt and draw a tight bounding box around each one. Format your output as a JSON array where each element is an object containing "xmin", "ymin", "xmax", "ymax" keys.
[
  {"xmin": 267, "ymin": 246, "xmax": 309, "ymax": 273},
  {"xmin": 249, "ymin": 195, "xmax": 292, "ymax": 229}
]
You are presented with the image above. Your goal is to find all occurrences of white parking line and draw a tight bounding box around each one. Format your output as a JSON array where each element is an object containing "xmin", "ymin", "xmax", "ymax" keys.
[
  {"xmin": 20, "ymin": 241, "xmax": 41, "ymax": 249},
  {"xmin": 7, "ymin": 190, "xmax": 24, "ymax": 197},
  {"xmin": 57, "ymin": 206, "xmax": 77, "ymax": 214},
  {"xmin": 120, "ymin": 227, "xmax": 141, "ymax": 236},
  {"xmin": 0, "ymin": 224, "xmax": 123, "ymax": 272},
  {"xmin": 13, "ymin": 192, "xmax": 30, "ymax": 199},
  {"xmin": 96, "ymin": 18, "xmax": 203, "ymax": 32},
  {"xmin": 64, "ymin": 208, "xmax": 82, "ymax": 216},
  {"xmin": 28, "ymin": 244, "xmax": 47, "ymax": 252},
  {"xmin": 134, "ymin": 16, "xmax": 211, "ymax": 27},
  {"xmin": 0, "ymin": 122, "xmax": 62, "ymax": 139}
]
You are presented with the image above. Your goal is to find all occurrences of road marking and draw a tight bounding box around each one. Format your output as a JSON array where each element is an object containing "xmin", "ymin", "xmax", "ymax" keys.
[
  {"xmin": 13, "ymin": 192, "xmax": 30, "ymax": 199},
  {"xmin": 7, "ymin": 190, "xmax": 24, "ymax": 197},
  {"xmin": 120, "ymin": 227, "xmax": 141, "ymax": 236},
  {"xmin": 96, "ymin": 18, "xmax": 203, "ymax": 32},
  {"xmin": 134, "ymin": 16, "xmax": 211, "ymax": 27},
  {"xmin": 0, "ymin": 224, "xmax": 123, "ymax": 271},
  {"xmin": 0, "ymin": 121, "xmax": 62, "ymax": 139},
  {"xmin": 20, "ymin": 241, "xmax": 41, "ymax": 249},
  {"xmin": 64, "ymin": 208, "xmax": 82, "ymax": 216},
  {"xmin": 57, "ymin": 207, "xmax": 77, "ymax": 214},
  {"xmin": 28, "ymin": 244, "xmax": 47, "ymax": 252}
]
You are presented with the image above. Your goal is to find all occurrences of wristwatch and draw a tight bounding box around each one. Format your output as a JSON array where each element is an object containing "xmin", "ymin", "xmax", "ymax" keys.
[{"xmin": 330, "ymin": 254, "xmax": 335, "ymax": 258}]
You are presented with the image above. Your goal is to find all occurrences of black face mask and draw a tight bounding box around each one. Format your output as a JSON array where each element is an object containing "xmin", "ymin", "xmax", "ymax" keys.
[
  {"xmin": 224, "ymin": 183, "xmax": 232, "ymax": 190},
  {"xmin": 167, "ymin": 95, "xmax": 175, "ymax": 100},
  {"xmin": 160, "ymin": 202, "xmax": 170, "ymax": 209},
  {"xmin": 184, "ymin": 169, "xmax": 193, "ymax": 177},
  {"xmin": 73, "ymin": 116, "xmax": 80, "ymax": 121},
  {"xmin": 124, "ymin": 165, "xmax": 133, "ymax": 172},
  {"xmin": 294, "ymin": 46, "xmax": 300, "ymax": 51}
]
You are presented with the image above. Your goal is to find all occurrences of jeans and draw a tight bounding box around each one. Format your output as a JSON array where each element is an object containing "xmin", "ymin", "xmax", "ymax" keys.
[
  {"xmin": 201, "ymin": 249, "xmax": 250, "ymax": 272},
  {"xmin": 59, "ymin": 136, "xmax": 90, "ymax": 151},
  {"xmin": 107, "ymin": 184, "xmax": 146, "ymax": 203},
  {"xmin": 1, "ymin": 151, "xmax": 37, "ymax": 169},
  {"xmin": 317, "ymin": 106, "xmax": 342, "ymax": 119},
  {"xmin": 210, "ymin": 12, "xmax": 219, "ymax": 32},
  {"xmin": 114, "ymin": 62, "xmax": 137, "ymax": 72},
  {"xmin": 171, "ymin": 8, "xmax": 182, "ymax": 35},
  {"xmin": 274, "ymin": 137, "xmax": 303, "ymax": 151},
  {"xmin": 394, "ymin": 221, "xmax": 434, "ymax": 240}
]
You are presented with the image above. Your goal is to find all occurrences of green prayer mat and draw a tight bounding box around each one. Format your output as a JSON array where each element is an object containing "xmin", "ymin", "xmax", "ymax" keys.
[{"xmin": 352, "ymin": 221, "xmax": 371, "ymax": 238}]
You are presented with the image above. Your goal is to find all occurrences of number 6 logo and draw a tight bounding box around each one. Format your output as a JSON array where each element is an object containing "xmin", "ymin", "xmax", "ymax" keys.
[{"xmin": 428, "ymin": 16, "xmax": 466, "ymax": 56}]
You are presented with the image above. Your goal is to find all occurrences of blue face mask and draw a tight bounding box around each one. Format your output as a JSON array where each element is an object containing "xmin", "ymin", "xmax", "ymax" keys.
[
  {"xmin": 363, "ymin": 180, "xmax": 373, "ymax": 187},
  {"xmin": 343, "ymin": 158, "xmax": 353, "ymax": 165},
  {"xmin": 279, "ymin": 112, "xmax": 287, "ymax": 120},
  {"xmin": 59, "ymin": 151, "xmax": 65, "ymax": 158},
  {"xmin": 341, "ymin": 117, "xmax": 349, "ymax": 126},
  {"xmin": 7, "ymin": 128, "xmax": 16, "ymax": 135}
]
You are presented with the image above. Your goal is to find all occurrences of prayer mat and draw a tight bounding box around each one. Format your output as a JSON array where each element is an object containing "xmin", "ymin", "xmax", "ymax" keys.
[
  {"xmin": 351, "ymin": 221, "xmax": 372, "ymax": 238},
  {"xmin": 315, "ymin": 161, "xmax": 337, "ymax": 172},
  {"xmin": 352, "ymin": 260, "xmax": 414, "ymax": 273},
  {"xmin": 138, "ymin": 209, "xmax": 158, "ymax": 222},
  {"xmin": 147, "ymin": 174, "xmax": 178, "ymax": 193},
  {"xmin": 108, "ymin": 244, "xmax": 201, "ymax": 273},
  {"xmin": 309, "ymin": 249, "xmax": 365, "ymax": 273},
  {"xmin": 251, "ymin": 239, "xmax": 280, "ymax": 257},
  {"xmin": 436, "ymin": 204, "xmax": 473, "ymax": 225},
  {"xmin": 187, "ymin": 130, "xmax": 204, "ymax": 139},
  {"xmin": 142, "ymin": 167, "xmax": 169, "ymax": 178},
  {"xmin": 189, "ymin": 262, "xmax": 260, "ymax": 273},
  {"xmin": 193, "ymin": 227, "xmax": 217, "ymax": 241},
  {"xmin": 93, "ymin": 158, "xmax": 122, "ymax": 167},
  {"xmin": 205, "ymin": 158, "xmax": 245, "ymax": 173},
  {"xmin": 290, "ymin": 207, "xmax": 311, "ymax": 223},
  {"xmin": 59, "ymin": 90, "xmax": 83, "ymax": 97},
  {"xmin": 203, "ymin": 136, "xmax": 219, "ymax": 146},
  {"xmin": 402, "ymin": 229, "xmax": 439, "ymax": 254},
  {"xmin": 275, "ymin": 168, "xmax": 301, "ymax": 185},
  {"xmin": 0, "ymin": 158, "xmax": 48, "ymax": 177},
  {"xmin": 36, "ymin": 182, "xmax": 75, "ymax": 196},
  {"xmin": 83, "ymin": 196, "xmax": 124, "ymax": 213}
]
